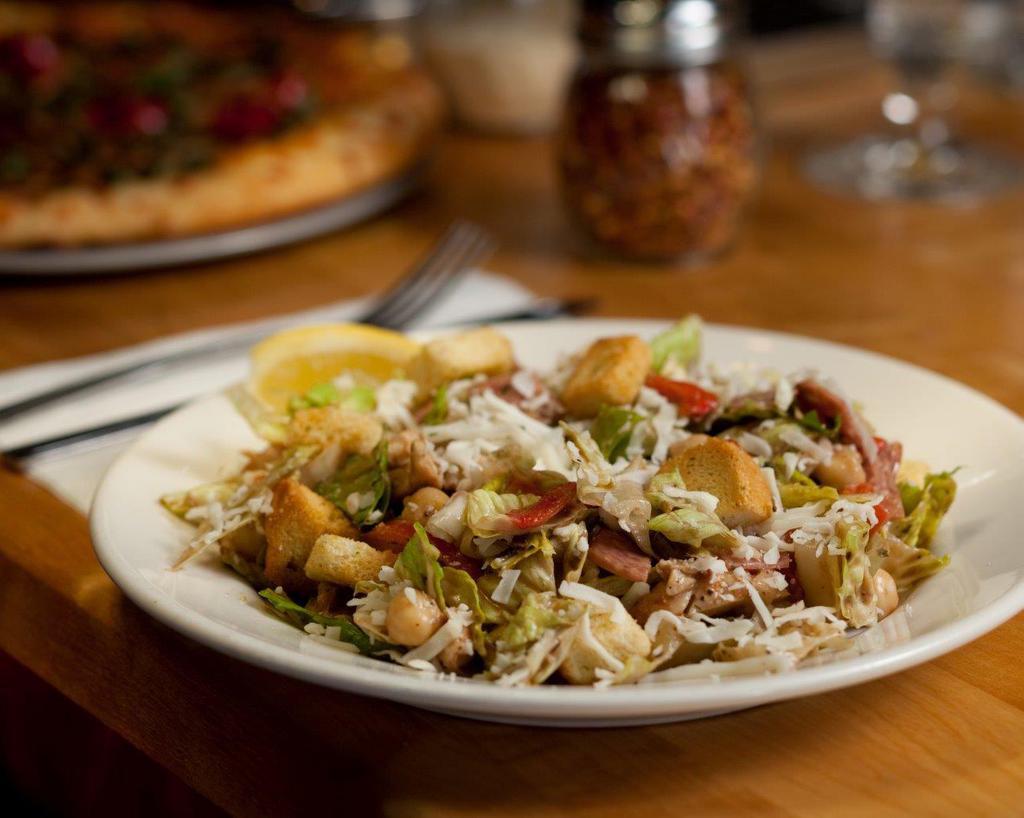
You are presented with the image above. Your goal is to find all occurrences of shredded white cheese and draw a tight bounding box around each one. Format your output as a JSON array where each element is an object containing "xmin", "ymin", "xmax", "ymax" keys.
[
  {"xmin": 762, "ymin": 466, "xmax": 783, "ymax": 513},
  {"xmin": 400, "ymin": 605, "xmax": 472, "ymax": 667},
  {"xmin": 559, "ymin": 580, "xmax": 628, "ymax": 624},
  {"xmin": 492, "ymin": 569, "xmax": 521, "ymax": 605}
]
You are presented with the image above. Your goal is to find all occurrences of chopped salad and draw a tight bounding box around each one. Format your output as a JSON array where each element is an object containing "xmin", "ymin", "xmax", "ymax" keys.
[{"xmin": 163, "ymin": 318, "xmax": 956, "ymax": 686}]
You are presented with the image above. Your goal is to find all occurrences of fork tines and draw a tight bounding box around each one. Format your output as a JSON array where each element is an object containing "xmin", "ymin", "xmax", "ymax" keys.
[{"xmin": 359, "ymin": 220, "xmax": 495, "ymax": 330}]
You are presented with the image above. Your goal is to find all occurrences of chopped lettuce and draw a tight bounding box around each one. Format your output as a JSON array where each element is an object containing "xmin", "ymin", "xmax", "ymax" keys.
[
  {"xmin": 650, "ymin": 315, "xmax": 702, "ymax": 373},
  {"xmin": 258, "ymin": 589, "xmax": 387, "ymax": 654},
  {"xmin": 395, "ymin": 523, "xmax": 446, "ymax": 604},
  {"xmin": 649, "ymin": 507, "xmax": 735, "ymax": 551},
  {"xmin": 228, "ymin": 383, "xmax": 291, "ymax": 444},
  {"xmin": 423, "ymin": 384, "xmax": 448, "ymax": 425},
  {"xmin": 868, "ymin": 534, "xmax": 949, "ymax": 595},
  {"xmin": 288, "ymin": 382, "xmax": 340, "ymax": 412},
  {"xmin": 443, "ymin": 567, "xmax": 502, "ymax": 624},
  {"xmin": 287, "ymin": 382, "xmax": 376, "ymax": 414},
  {"xmin": 484, "ymin": 592, "xmax": 585, "ymax": 684},
  {"xmin": 779, "ymin": 472, "xmax": 839, "ymax": 509},
  {"xmin": 833, "ymin": 522, "xmax": 878, "ymax": 628},
  {"xmin": 492, "ymin": 592, "xmax": 583, "ymax": 650},
  {"xmin": 315, "ymin": 441, "xmax": 390, "ymax": 527},
  {"xmin": 713, "ymin": 395, "xmax": 780, "ymax": 427},
  {"xmin": 794, "ymin": 409, "xmax": 841, "ymax": 439},
  {"xmin": 465, "ymin": 489, "xmax": 540, "ymax": 538},
  {"xmin": 797, "ymin": 522, "xmax": 878, "ymax": 628},
  {"xmin": 490, "ymin": 532, "xmax": 556, "ymax": 593},
  {"xmin": 590, "ymin": 405, "xmax": 643, "ymax": 462},
  {"xmin": 553, "ymin": 522, "xmax": 589, "ymax": 584},
  {"xmin": 442, "ymin": 566, "xmax": 502, "ymax": 652},
  {"xmin": 892, "ymin": 472, "xmax": 957, "ymax": 549},
  {"xmin": 645, "ymin": 469, "xmax": 687, "ymax": 513},
  {"xmin": 160, "ymin": 478, "xmax": 241, "ymax": 518}
]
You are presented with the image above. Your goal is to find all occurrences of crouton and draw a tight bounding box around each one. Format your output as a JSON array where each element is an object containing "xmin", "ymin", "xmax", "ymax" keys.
[
  {"xmin": 561, "ymin": 336, "xmax": 652, "ymax": 418},
  {"xmin": 559, "ymin": 610, "xmax": 651, "ymax": 685},
  {"xmin": 288, "ymin": 406, "xmax": 382, "ymax": 455},
  {"xmin": 304, "ymin": 534, "xmax": 394, "ymax": 586},
  {"xmin": 264, "ymin": 479, "xmax": 358, "ymax": 594},
  {"xmin": 409, "ymin": 327, "xmax": 515, "ymax": 393},
  {"xmin": 659, "ymin": 436, "xmax": 772, "ymax": 528}
]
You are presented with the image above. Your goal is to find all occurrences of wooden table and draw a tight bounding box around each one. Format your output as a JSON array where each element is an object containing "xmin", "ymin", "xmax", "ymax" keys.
[{"xmin": 2, "ymin": 29, "xmax": 1024, "ymax": 817}]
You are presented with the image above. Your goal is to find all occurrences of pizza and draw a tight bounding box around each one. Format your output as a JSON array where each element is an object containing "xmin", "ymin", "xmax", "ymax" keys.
[{"xmin": 0, "ymin": 2, "xmax": 444, "ymax": 248}]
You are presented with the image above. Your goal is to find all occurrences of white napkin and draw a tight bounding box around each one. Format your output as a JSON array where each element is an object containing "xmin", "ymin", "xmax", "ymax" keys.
[{"xmin": 0, "ymin": 270, "xmax": 537, "ymax": 513}]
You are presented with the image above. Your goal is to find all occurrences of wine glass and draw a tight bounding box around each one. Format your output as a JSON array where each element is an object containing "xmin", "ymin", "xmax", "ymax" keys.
[{"xmin": 803, "ymin": 0, "xmax": 1023, "ymax": 201}]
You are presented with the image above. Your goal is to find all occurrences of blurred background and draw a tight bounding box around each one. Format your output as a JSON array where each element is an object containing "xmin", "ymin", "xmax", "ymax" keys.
[{"xmin": 2, "ymin": 0, "xmax": 1023, "ymax": 268}]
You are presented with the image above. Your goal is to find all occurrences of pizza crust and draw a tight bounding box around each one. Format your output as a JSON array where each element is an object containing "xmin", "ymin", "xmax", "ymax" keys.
[{"xmin": 0, "ymin": 4, "xmax": 444, "ymax": 248}]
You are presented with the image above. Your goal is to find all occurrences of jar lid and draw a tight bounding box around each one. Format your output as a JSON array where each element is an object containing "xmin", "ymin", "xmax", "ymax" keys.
[
  {"xmin": 291, "ymin": 0, "xmax": 423, "ymax": 21},
  {"xmin": 578, "ymin": 0, "xmax": 739, "ymax": 63}
]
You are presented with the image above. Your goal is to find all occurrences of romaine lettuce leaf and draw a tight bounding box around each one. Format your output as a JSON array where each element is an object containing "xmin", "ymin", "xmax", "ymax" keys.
[
  {"xmin": 794, "ymin": 409, "xmax": 841, "ymax": 439},
  {"xmin": 228, "ymin": 384, "xmax": 291, "ymax": 444},
  {"xmin": 492, "ymin": 592, "xmax": 583, "ymax": 650},
  {"xmin": 315, "ymin": 441, "xmax": 390, "ymax": 527},
  {"xmin": 645, "ymin": 469, "xmax": 686, "ymax": 512},
  {"xmin": 395, "ymin": 523, "xmax": 446, "ymax": 605},
  {"xmin": 833, "ymin": 522, "xmax": 877, "ymax": 628},
  {"xmin": 287, "ymin": 382, "xmax": 376, "ymax": 414},
  {"xmin": 442, "ymin": 566, "xmax": 502, "ymax": 652},
  {"xmin": 590, "ymin": 405, "xmax": 642, "ymax": 462},
  {"xmin": 891, "ymin": 472, "xmax": 957, "ymax": 549},
  {"xmin": 443, "ymin": 567, "xmax": 502, "ymax": 624},
  {"xmin": 649, "ymin": 507, "xmax": 735, "ymax": 551},
  {"xmin": 423, "ymin": 384, "xmax": 448, "ymax": 425},
  {"xmin": 650, "ymin": 315, "xmax": 702, "ymax": 373},
  {"xmin": 465, "ymin": 489, "xmax": 539, "ymax": 538},
  {"xmin": 779, "ymin": 472, "xmax": 839, "ymax": 508},
  {"xmin": 490, "ymin": 532, "xmax": 556, "ymax": 593},
  {"xmin": 258, "ymin": 589, "xmax": 387, "ymax": 654},
  {"xmin": 160, "ymin": 479, "xmax": 241, "ymax": 518},
  {"xmin": 868, "ymin": 534, "xmax": 949, "ymax": 595}
]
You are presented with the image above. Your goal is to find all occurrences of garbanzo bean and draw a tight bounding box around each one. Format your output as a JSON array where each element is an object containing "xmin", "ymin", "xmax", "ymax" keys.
[
  {"xmin": 386, "ymin": 588, "xmax": 444, "ymax": 647},
  {"xmin": 874, "ymin": 569, "xmax": 899, "ymax": 618},
  {"xmin": 400, "ymin": 487, "xmax": 450, "ymax": 522}
]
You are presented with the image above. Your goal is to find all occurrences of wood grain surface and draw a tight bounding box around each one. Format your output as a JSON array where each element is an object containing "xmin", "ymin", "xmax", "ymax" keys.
[{"xmin": 2, "ymin": 29, "xmax": 1023, "ymax": 817}]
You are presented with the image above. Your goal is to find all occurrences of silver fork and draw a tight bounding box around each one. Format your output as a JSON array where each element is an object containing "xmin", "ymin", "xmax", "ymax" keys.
[{"xmin": 0, "ymin": 220, "xmax": 493, "ymax": 425}]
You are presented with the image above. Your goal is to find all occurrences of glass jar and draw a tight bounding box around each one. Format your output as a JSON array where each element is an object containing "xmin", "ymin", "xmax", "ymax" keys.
[
  {"xmin": 557, "ymin": 0, "xmax": 758, "ymax": 262},
  {"xmin": 419, "ymin": 0, "xmax": 578, "ymax": 134}
]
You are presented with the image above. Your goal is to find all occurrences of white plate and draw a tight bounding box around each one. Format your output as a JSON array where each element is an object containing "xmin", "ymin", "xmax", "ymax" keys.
[{"xmin": 90, "ymin": 320, "xmax": 1024, "ymax": 726}]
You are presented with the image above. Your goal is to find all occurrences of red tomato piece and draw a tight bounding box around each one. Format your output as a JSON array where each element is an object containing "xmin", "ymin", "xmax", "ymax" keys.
[
  {"xmin": 506, "ymin": 482, "xmax": 577, "ymax": 530},
  {"xmin": 644, "ymin": 375, "xmax": 719, "ymax": 419}
]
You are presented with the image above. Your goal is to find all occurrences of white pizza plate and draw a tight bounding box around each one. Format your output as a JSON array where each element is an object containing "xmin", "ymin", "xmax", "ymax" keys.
[
  {"xmin": 90, "ymin": 319, "xmax": 1024, "ymax": 726},
  {"xmin": 0, "ymin": 167, "xmax": 421, "ymax": 276}
]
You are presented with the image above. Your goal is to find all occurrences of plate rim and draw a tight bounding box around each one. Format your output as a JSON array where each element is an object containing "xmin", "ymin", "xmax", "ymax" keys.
[{"xmin": 89, "ymin": 318, "xmax": 1024, "ymax": 720}]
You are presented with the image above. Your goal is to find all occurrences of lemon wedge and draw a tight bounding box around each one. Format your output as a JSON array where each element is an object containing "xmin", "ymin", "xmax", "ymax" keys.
[{"xmin": 248, "ymin": 324, "xmax": 420, "ymax": 411}]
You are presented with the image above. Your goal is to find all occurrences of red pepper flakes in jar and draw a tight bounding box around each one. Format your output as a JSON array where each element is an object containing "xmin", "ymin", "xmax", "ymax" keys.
[{"xmin": 557, "ymin": 0, "xmax": 758, "ymax": 262}]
